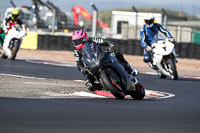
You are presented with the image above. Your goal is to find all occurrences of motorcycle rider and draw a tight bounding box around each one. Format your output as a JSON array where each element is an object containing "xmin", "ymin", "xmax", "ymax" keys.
[
  {"xmin": 1, "ymin": 8, "xmax": 25, "ymax": 57},
  {"xmin": 140, "ymin": 13, "xmax": 174, "ymax": 66},
  {"xmin": 0, "ymin": 25, "xmax": 4, "ymax": 46},
  {"xmin": 72, "ymin": 29, "xmax": 138, "ymax": 91}
]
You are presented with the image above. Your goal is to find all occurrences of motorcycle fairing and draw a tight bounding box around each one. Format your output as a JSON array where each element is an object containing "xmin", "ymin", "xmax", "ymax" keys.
[{"xmin": 81, "ymin": 42, "xmax": 130, "ymax": 91}]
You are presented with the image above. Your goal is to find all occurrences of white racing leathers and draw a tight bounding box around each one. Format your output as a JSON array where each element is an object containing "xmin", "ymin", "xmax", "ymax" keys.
[{"xmin": 3, "ymin": 24, "xmax": 26, "ymax": 57}]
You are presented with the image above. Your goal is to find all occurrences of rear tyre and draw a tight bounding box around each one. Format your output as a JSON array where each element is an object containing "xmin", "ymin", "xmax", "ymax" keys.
[
  {"xmin": 1, "ymin": 54, "xmax": 8, "ymax": 59},
  {"xmin": 166, "ymin": 58, "xmax": 178, "ymax": 80},
  {"xmin": 100, "ymin": 72, "xmax": 125, "ymax": 99},
  {"xmin": 130, "ymin": 83, "xmax": 145, "ymax": 100},
  {"xmin": 1, "ymin": 50, "xmax": 7, "ymax": 59}
]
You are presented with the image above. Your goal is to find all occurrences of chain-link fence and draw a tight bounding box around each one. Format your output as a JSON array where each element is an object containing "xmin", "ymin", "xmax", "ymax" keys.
[
  {"xmin": 167, "ymin": 25, "xmax": 200, "ymax": 43},
  {"xmin": 0, "ymin": 11, "xmax": 4, "ymax": 25},
  {"xmin": 0, "ymin": 8, "xmax": 77, "ymax": 33},
  {"xmin": 1, "ymin": 8, "xmax": 200, "ymax": 43}
]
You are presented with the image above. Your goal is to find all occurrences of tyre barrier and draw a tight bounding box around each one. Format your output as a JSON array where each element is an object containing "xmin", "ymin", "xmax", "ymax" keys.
[{"xmin": 22, "ymin": 33, "xmax": 200, "ymax": 59}]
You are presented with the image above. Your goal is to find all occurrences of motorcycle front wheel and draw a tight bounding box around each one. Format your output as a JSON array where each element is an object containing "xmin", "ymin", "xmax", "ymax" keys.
[
  {"xmin": 100, "ymin": 72, "xmax": 125, "ymax": 99},
  {"xmin": 10, "ymin": 40, "xmax": 20, "ymax": 60},
  {"xmin": 166, "ymin": 58, "xmax": 178, "ymax": 80}
]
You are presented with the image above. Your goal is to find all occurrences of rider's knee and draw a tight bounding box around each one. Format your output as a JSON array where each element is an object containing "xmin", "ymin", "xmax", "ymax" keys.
[{"xmin": 143, "ymin": 56, "xmax": 151, "ymax": 63}]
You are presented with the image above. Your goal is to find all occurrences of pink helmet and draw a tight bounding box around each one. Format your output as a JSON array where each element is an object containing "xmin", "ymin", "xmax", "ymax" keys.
[{"xmin": 72, "ymin": 29, "xmax": 88, "ymax": 50}]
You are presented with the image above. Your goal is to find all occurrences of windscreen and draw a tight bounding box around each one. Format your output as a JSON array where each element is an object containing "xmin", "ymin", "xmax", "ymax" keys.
[
  {"xmin": 81, "ymin": 42, "xmax": 103, "ymax": 66},
  {"xmin": 151, "ymin": 34, "xmax": 167, "ymax": 44}
]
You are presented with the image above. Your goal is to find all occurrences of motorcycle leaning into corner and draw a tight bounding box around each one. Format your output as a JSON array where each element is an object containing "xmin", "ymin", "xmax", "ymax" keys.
[
  {"xmin": 0, "ymin": 24, "xmax": 26, "ymax": 60},
  {"xmin": 147, "ymin": 36, "xmax": 178, "ymax": 80},
  {"xmin": 81, "ymin": 42, "xmax": 145, "ymax": 100}
]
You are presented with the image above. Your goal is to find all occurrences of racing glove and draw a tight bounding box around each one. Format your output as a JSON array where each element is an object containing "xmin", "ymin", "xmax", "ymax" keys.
[
  {"xmin": 168, "ymin": 37, "xmax": 175, "ymax": 43},
  {"xmin": 107, "ymin": 41, "xmax": 116, "ymax": 53},
  {"xmin": 80, "ymin": 68, "xmax": 87, "ymax": 75},
  {"xmin": 145, "ymin": 45, "xmax": 152, "ymax": 52},
  {"xmin": 85, "ymin": 80, "xmax": 93, "ymax": 90},
  {"xmin": 92, "ymin": 38, "xmax": 104, "ymax": 43},
  {"xmin": 74, "ymin": 50, "xmax": 81, "ymax": 62}
]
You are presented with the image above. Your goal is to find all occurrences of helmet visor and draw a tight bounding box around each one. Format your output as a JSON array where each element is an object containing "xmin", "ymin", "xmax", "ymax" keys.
[
  {"xmin": 12, "ymin": 14, "xmax": 19, "ymax": 20},
  {"xmin": 145, "ymin": 19, "xmax": 154, "ymax": 25},
  {"xmin": 73, "ymin": 38, "xmax": 84, "ymax": 47}
]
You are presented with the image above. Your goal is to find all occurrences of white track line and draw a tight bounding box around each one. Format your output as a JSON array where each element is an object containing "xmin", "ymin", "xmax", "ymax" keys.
[
  {"xmin": 42, "ymin": 91, "xmax": 106, "ymax": 98},
  {"xmin": 23, "ymin": 82, "xmax": 84, "ymax": 87},
  {"xmin": 26, "ymin": 60, "xmax": 76, "ymax": 67},
  {"xmin": 143, "ymin": 72, "xmax": 157, "ymax": 75},
  {"xmin": 0, "ymin": 73, "xmax": 45, "ymax": 80}
]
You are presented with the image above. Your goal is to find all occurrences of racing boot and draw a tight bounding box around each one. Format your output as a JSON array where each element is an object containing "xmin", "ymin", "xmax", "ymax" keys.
[
  {"xmin": 85, "ymin": 79, "xmax": 94, "ymax": 91},
  {"xmin": 85, "ymin": 74, "xmax": 102, "ymax": 91},
  {"xmin": 148, "ymin": 62, "xmax": 157, "ymax": 70},
  {"xmin": 0, "ymin": 49, "xmax": 5, "ymax": 57},
  {"xmin": 125, "ymin": 64, "xmax": 139, "ymax": 76},
  {"xmin": 0, "ymin": 48, "xmax": 3, "ymax": 55}
]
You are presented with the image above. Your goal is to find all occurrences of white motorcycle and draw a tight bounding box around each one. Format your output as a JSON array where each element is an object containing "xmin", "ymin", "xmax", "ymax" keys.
[
  {"xmin": 1, "ymin": 24, "xmax": 26, "ymax": 60},
  {"xmin": 148, "ymin": 38, "xmax": 178, "ymax": 80}
]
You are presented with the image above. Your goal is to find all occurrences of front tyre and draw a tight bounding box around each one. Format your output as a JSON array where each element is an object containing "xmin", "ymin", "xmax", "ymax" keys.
[
  {"xmin": 10, "ymin": 40, "xmax": 20, "ymax": 60},
  {"xmin": 100, "ymin": 72, "xmax": 125, "ymax": 99},
  {"xmin": 166, "ymin": 58, "xmax": 178, "ymax": 80}
]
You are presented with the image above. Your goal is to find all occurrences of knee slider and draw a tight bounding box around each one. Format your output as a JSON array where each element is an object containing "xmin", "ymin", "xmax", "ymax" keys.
[{"xmin": 144, "ymin": 56, "xmax": 151, "ymax": 63}]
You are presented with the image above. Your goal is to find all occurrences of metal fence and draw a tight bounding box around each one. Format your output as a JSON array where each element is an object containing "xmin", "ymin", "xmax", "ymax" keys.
[
  {"xmin": 1, "ymin": 9, "xmax": 200, "ymax": 44},
  {"xmin": 117, "ymin": 22, "xmax": 200, "ymax": 43},
  {"xmin": 36, "ymin": 35, "xmax": 200, "ymax": 59},
  {"xmin": 0, "ymin": 9, "xmax": 77, "ymax": 33},
  {"xmin": 0, "ymin": 12, "xmax": 4, "ymax": 24}
]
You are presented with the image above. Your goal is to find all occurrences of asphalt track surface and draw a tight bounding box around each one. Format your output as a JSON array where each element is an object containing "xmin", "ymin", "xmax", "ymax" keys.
[{"xmin": 0, "ymin": 58, "xmax": 200, "ymax": 133}]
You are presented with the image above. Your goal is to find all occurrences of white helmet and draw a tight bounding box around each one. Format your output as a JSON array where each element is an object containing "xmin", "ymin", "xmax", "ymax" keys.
[{"xmin": 144, "ymin": 13, "xmax": 155, "ymax": 27}]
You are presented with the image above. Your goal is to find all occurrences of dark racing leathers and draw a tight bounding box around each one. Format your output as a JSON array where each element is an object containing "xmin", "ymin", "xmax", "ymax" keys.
[
  {"xmin": 0, "ymin": 27, "xmax": 4, "ymax": 46},
  {"xmin": 140, "ymin": 23, "xmax": 173, "ymax": 63},
  {"xmin": 74, "ymin": 38, "xmax": 137, "ymax": 91}
]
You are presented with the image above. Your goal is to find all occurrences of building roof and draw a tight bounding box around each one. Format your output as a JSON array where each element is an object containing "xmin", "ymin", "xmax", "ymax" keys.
[{"xmin": 168, "ymin": 21, "xmax": 200, "ymax": 28}]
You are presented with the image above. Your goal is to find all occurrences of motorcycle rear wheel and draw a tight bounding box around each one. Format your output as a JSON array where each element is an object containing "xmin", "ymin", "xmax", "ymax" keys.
[
  {"xmin": 0, "ymin": 49, "xmax": 7, "ymax": 59},
  {"xmin": 100, "ymin": 72, "xmax": 125, "ymax": 99},
  {"xmin": 1, "ymin": 53, "xmax": 8, "ymax": 59}
]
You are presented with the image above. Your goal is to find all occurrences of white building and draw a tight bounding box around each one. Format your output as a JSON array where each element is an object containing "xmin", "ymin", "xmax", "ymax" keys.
[{"xmin": 110, "ymin": 11, "xmax": 162, "ymax": 39}]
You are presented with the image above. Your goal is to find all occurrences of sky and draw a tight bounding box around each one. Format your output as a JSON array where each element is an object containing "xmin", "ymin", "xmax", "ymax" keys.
[{"xmin": 0, "ymin": 0, "xmax": 200, "ymax": 16}]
